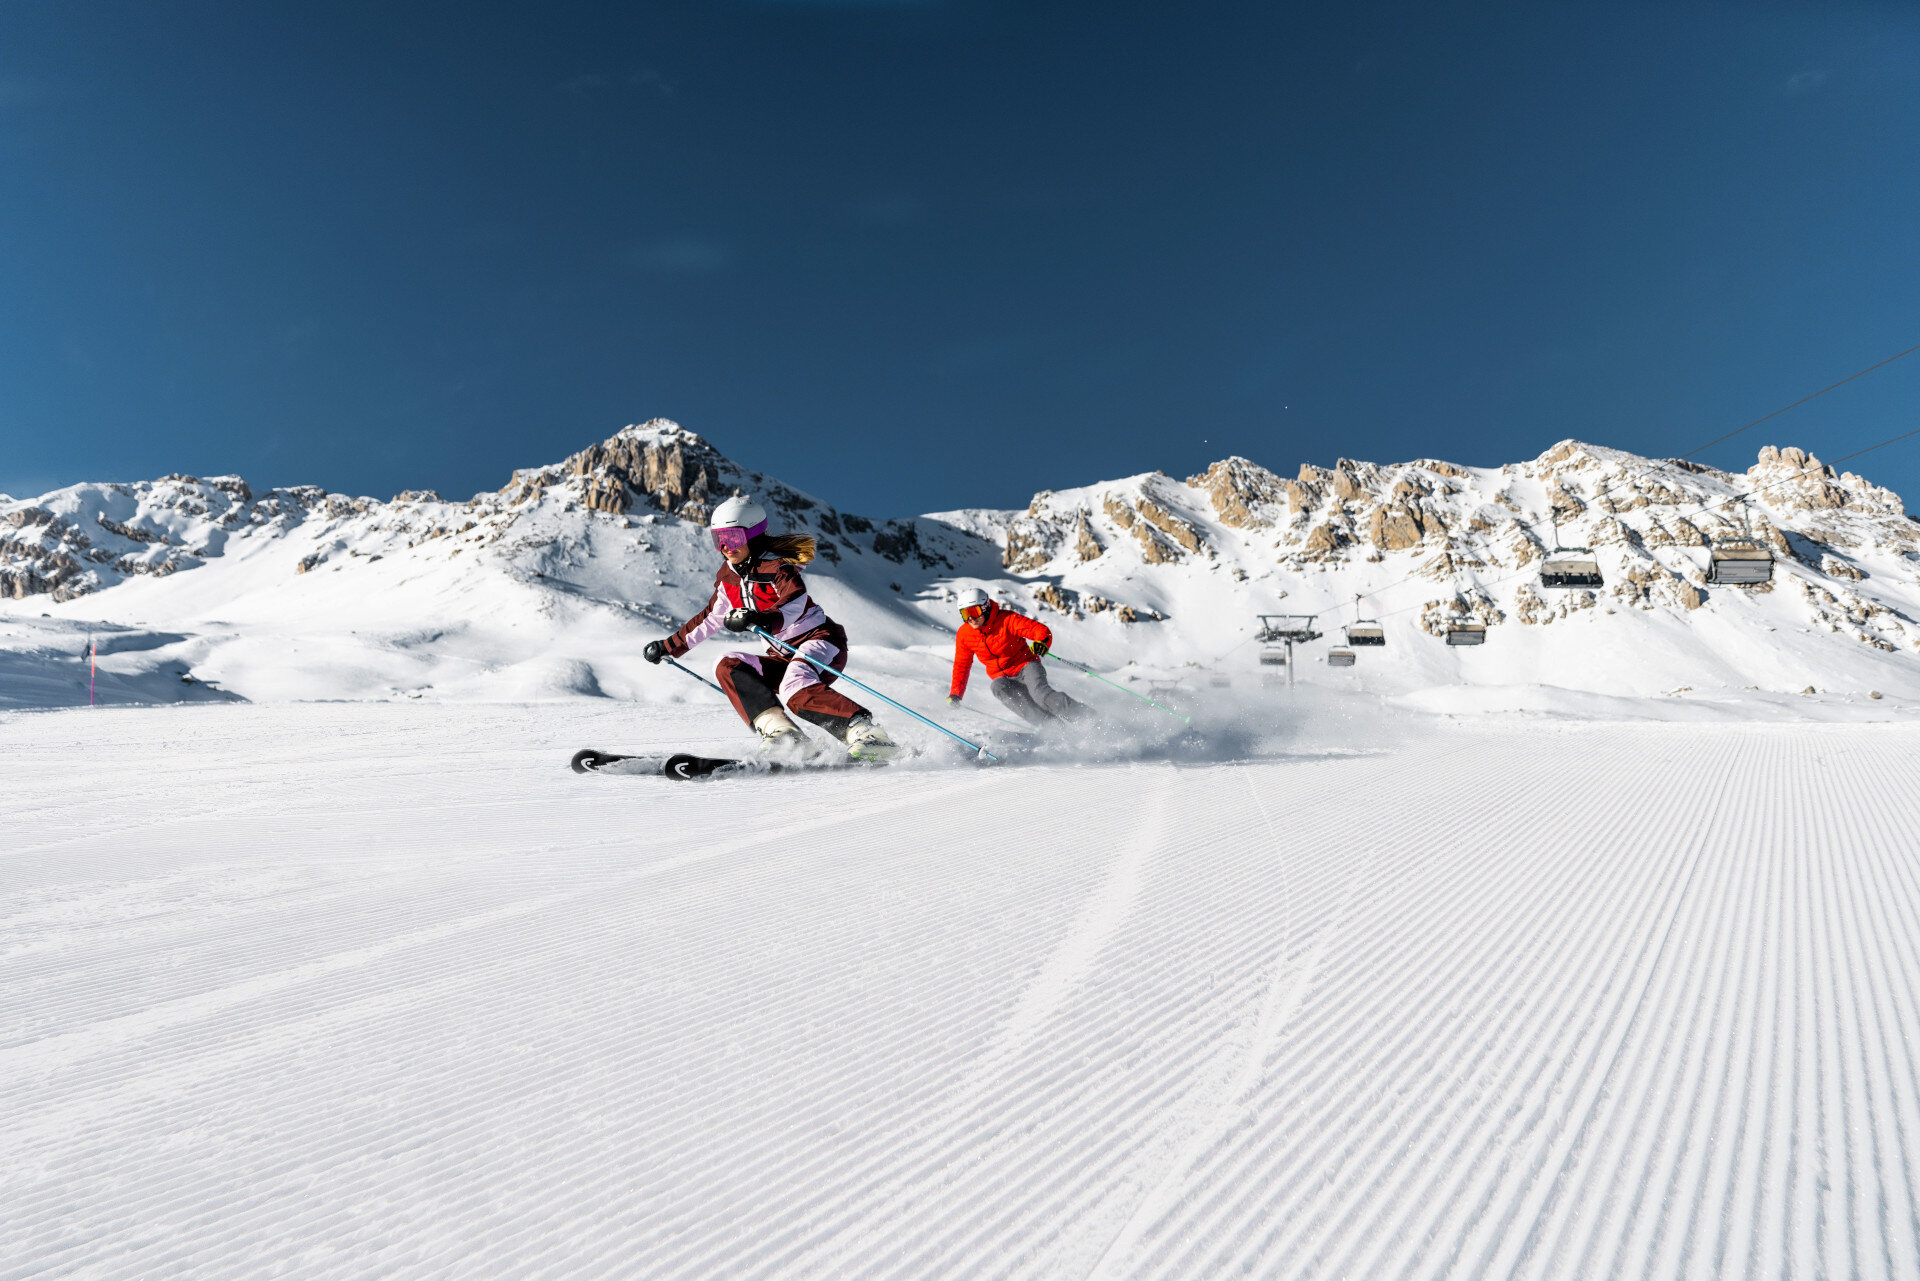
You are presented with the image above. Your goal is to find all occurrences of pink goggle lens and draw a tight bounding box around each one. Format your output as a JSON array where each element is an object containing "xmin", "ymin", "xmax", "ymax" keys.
[{"xmin": 711, "ymin": 526, "xmax": 753, "ymax": 553}]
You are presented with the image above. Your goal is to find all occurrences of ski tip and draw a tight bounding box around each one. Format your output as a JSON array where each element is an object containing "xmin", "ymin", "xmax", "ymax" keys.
[{"xmin": 570, "ymin": 748, "xmax": 607, "ymax": 774}]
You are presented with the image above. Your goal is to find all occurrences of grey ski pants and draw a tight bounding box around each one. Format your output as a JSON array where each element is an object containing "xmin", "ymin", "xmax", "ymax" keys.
[{"xmin": 990, "ymin": 661, "xmax": 1086, "ymax": 727}]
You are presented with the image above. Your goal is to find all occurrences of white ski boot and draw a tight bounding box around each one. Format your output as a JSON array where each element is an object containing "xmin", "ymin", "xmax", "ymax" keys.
[
  {"xmin": 754, "ymin": 708, "xmax": 819, "ymax": 764},
  {"xmin": 844, "ymin": 716, "xmax": 898, "ymax": 763}
]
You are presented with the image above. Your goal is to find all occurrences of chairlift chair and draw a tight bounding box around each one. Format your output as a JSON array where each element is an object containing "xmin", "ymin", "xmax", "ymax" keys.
[
  {"xmin": 1340, "ymin": 595, "xmax": 1385, "ymax": 646},
  {"xmin": 1539, "ymin": 549, "xmax": 1604, "ymax": 588},
  {"xmin": 1706, "ymin": 537, "xmax": 1774, "ymax": 585},
  {"xmin": 1444, "ymin": 620, "xmax": 1487, "ymax": 647},
  {"xmin": 1258, "ymin": 649, "xmax": 1288, "ymax": 667},
  {"xmin": 1327, "ymin": 647, "xmax": 1356, "ymax": 668},
  {"xmin": 1704, "ymin": 497, "xmax": 1775, "ymax": 586},
  {"xmin": 1539, "ymin": 513, "xmax": 1604, "ymax": 588}
]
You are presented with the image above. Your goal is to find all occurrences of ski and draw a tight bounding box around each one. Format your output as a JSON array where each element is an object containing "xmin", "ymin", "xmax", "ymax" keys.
[
  {"xmin": 570, "ymin": 748, "xmax": 757, "ymax": 778},
  {"xmin": 664, "ymin": 752, "xmax": 759, "ymax": 780},
  {"xmin": 569, "ymin": 748, "xmax": 898, "ymax": 779}
]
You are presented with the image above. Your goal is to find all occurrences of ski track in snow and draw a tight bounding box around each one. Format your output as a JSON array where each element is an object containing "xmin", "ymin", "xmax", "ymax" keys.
[{"xmin": 3, "ymin": 704, "xmax": 1920, "ymax": 1279}]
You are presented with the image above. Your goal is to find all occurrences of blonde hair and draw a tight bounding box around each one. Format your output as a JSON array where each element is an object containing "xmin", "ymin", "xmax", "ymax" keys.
[{"xmin": 758, "ymin": 533, "xmax": 816, "ymax": 565}]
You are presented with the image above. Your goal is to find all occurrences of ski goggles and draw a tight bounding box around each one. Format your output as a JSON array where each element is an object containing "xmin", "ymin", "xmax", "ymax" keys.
[
  {"xmin": 710, "ymin": 525, "xmax": 759, "ymax": 554},
  {"xmin": 961, "ymin": 603, "xmax": 992, "ymax": 625}
]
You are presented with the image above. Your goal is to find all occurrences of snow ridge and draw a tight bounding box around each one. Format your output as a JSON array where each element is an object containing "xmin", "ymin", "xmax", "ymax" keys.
[{"xmin": 5, "ymin": 422, "xmax": 1920, "ymax": 710}]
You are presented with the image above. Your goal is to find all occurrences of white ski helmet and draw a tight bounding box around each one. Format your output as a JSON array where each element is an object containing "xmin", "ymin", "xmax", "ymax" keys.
[
  {"xmin": 956, "ymin": 586, "xmax": 994, "ymax": 624},
  {"xmin": 709, "ymin": 495, "xmax": 768, "ymax": 538}
]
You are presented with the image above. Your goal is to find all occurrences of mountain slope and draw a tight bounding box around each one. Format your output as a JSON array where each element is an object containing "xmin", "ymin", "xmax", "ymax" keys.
[{"xmin": 3, "ymin": 421, "xmax": 1918, "ymax": 709}]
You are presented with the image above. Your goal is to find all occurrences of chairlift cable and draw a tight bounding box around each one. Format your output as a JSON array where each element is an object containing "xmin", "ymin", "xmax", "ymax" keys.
[
  {"xmin": 1282, "ymin": 346, "xmax": 1920, "ymax": 626},
  {"xmin": 1673, "ymin": 341, "xmax": 1920, "ymax": 462},
  {"xmin": 1675, "ymin": 424, "xmax": 1920, "ymax": 525},
  {"xmin": 1352, "ymin": 422, "xmax": 1920, "ymax": 625}
]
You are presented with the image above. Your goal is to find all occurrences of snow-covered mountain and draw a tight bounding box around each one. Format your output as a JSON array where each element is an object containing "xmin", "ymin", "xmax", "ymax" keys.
[{"xmin": 4, "ymin": 419, "xmax": 1918, "ymax": 709}]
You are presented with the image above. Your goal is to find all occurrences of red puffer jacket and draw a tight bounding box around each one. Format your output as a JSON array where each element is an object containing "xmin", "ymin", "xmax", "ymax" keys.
[{"xmin": 950, "ymin": 604, "xmax": 1052, "ymax": 697}]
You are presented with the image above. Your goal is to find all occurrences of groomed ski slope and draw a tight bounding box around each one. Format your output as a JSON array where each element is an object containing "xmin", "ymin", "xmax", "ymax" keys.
[{"xmin": 5, "ymin": 702, "xmax": 1920, "ymax": 1279}]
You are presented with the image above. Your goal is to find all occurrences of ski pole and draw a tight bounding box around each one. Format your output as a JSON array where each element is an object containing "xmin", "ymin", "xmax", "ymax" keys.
[
  {"xmin": 1048, "ymin": 654, "xmax": 1192, "ymax": 724},
  {"xmin": 952, "ymin": 701, "xmax": 1033, "ymax": 731},
  {"xmin": 752, "ymin": 627, "xmax": 998, "ymax": 761},
  {"xmin": 665, "ymin": 655, "xmax": 726, "ymax": 696}
]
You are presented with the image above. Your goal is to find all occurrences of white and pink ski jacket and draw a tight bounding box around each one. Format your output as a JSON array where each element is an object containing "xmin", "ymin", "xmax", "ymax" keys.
[{"xmin": 663, "ymin": 556, "xmax": 831, "ymax": 658}]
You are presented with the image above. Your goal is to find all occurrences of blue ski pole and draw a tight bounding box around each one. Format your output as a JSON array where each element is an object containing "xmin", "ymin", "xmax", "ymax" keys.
[
  {"xmin": 1048, "ymin": 653, "xmax": 1192, "ymax": 724},
  {"xmin": 665, "ymin": 655, "xmax": 725, "ymax": 696},
  {"xmin": 752, "ymin": 627, "xmax": 998, "ymax": 762}
]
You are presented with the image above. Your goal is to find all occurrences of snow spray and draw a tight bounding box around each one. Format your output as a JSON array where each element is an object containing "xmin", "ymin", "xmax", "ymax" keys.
[
  {"xmin": 1048, "ymin": 654, "xmax": 1192, "ymax": 724},
  {"xmin": 750, "ymin": 626, "xmax": 997, "ymax": 761}
]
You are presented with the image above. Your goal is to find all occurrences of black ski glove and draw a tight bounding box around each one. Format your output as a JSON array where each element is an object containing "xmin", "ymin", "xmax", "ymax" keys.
[
  {"xmin": 724, "ymin": 608, "xmax": 781, "ymax": 633},
  {"xmin": 1029, "ymin": 638, "xmax": 1050, "ymax": 658},
  {"xmin": 643, "ymin": 640, "xmax": 667, "ymax": 664}
]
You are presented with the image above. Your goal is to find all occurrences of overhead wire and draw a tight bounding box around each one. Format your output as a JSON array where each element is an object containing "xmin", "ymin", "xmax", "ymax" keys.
[
  {"xmin": 1356, "ymin": 423, "xmax": 1920, "ymax": 626},
  {"xmin": 1282, "ymin": 343, "xmax": 1920, "ymax": 626}
]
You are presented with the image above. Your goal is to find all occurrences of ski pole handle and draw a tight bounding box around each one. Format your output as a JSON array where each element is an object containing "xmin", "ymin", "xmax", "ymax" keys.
[{"xmin": 752, "ymin": 628, "xmax": 998, "ymax": 761}]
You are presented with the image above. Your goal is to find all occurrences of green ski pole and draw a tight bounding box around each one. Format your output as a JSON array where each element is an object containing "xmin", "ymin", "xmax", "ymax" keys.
[
  {"xmin": 950, "ymin": 700, "xmax": 1034, "ymax": 731},
  {"xmin": 1047, "ymin": 654, "xmax": 1192, "ymax": 724}
]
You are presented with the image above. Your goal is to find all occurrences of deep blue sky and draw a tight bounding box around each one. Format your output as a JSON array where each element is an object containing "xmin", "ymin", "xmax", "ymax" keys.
[{"xmin": 4, "ymin": 1, "xmax": 1918, "ymax": 516}]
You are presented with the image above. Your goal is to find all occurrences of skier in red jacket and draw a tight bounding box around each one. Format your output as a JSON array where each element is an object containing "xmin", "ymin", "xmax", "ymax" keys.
[
  {"xmin": 643, "ymin": 496, "xmax": 896, "ymax": 762},
  {"xmin": 946, "ymin": 588, "xmax": 1089, "ymax": 727}
]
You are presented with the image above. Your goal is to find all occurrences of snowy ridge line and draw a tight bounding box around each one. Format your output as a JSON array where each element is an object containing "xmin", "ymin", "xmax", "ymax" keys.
[
  {"xmin": 0, "ymin": 770, "xmax": 1000, "ymax": 1081},
  {"xmin": 1122, "ymin": 732, "xmax": 1723, "ymax": 1275},
  {"xmin": 11, "ymin": 418, "xmax": 1920, "ymax": 714},
  {"xmin": 716, "ymin": 751, "xmax": 1458, "ymax": 1279}
]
